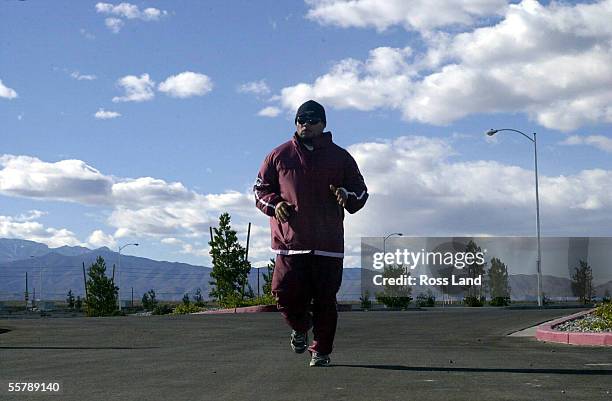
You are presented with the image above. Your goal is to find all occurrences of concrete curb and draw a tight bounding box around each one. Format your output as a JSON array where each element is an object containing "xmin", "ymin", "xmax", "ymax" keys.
[
  {"xmin": 193, "ymin": 303, "xmax": 354, "ymax": 315},
  {"xmin": 535, "ymin": 308, "xmax": 612, "ymax": 346},
  {"xmin": 193, "ymin": 304, "xmax": 278, "ymax": 314}
]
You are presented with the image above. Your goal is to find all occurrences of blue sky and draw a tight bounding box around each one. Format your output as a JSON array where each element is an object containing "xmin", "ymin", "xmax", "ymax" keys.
[{"xmin": 2, "ymin": 0, "xmax": 612, "ymax": 268}]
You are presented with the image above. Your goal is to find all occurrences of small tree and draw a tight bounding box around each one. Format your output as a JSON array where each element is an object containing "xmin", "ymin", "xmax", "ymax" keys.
[
  {"xmin": 85, "ymin": 256, "xmax": 119, "ymax": 317},
  {"xmin": 208, "ymin": 212, "xmax": 252, "ymax": 307},
  {"xmin": 488, "ymin": 257, "xmax": 511, "ymax": 306},
  {"xmin": 75, "ymin": 296, "xmax": 83, "ymax": 311},
  {"xmin": 375, "ymin": 264, "xmax": 412, "ymax": 309},
  {"xmin": 182, "ymin": 293, "xmax": 191, "ymax": 305},
  {"xmin": 66, "ymin": 289, "xmax": 76, "ymax": 309},
  {"xmin": 142, "ymin": 289, "xmax": 158, "ymax": 311},
  {"xmin": 463, "ymin": 240, "xmax": 486, "ymax": 299},
  {"xmin": 360, "ymin": 290, "xmax": 372, "ymax": 310},
  {"xmin": 262, "ymin": 258, "xmax": 275, "ymax": 297},
  {"xmin": 604, "ymin": 289, "xmax": 611, "ymax": 304},
  {"xmin": 571, "ymin": 260, "xmax": 594, "ymax": 304},
  {"xmin": 193, "ymin": 288, "xmax": 205, "ymax": 307}
]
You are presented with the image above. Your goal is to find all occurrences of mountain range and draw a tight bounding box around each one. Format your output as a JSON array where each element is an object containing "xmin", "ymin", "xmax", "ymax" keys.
[{"xmin": 1, "ymin": 238, "xmax": 610, "ymax": 302}]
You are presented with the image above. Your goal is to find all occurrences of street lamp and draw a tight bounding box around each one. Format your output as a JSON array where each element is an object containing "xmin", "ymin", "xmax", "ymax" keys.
[
  {"xmin": 383, "ymin": 233, "xmax": 403, "ymax": 255},
  {"xmin": 29, "ymin": 255, "xmax": 43, "ymax": 308},
  {"xmin": 486, "ymin": 128, "xmax": 543, "ymax": 307},
  {"xmin": 118, "ymin": 243, "xmax": 139, "ymax": 311},
  {"xmin": 383, "ymin": 233, "xmax": 404, "ymax": 275}
]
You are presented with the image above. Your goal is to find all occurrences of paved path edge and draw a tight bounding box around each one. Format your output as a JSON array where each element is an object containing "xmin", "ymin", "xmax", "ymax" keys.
[
  {"xmin": 193, "ymin": 304, "xmax": 278, "ymax": 314},
  {"xmin": 192, "ymin": 303, "xmax": 354, "ymax": 315},
  {"xmin": 535, "ymin": 308, "xmax": 612, "ymax": 346}
]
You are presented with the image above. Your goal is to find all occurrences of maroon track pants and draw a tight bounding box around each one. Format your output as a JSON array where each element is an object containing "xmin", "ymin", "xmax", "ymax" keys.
[{"xmin": 272, "ymin": 254, "xmax": 343, "ymax": 355}]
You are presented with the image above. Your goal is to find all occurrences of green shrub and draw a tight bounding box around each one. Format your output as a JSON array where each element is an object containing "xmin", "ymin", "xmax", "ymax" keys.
[
  {"xmin": 376, "ymin": 294, "xmax": 412, "ymax": 309},
  {"xmin": 172, "ymin": 303, "xmax": 204, "ymax": 315},
  {"xmin": 574, "ymin": 303, "xmax": 612, "ymax": 331},
  {"xmin": 152, "ymin": 304, "xmax": 173, "ymax": 315},
  {"xmin": 360, "ymin": 291, "xmax": 372, "ymax": 310},
  {"xmin": 218, "ymin": 293, "xmax": 275, "ymax": 308},
  {"xmin": 464, "ymin": 296, "xmax": 484, "ymax": 307},
  {"xmin": 593, "ymin": 303, "xmax": 612, "ymax": 321},
  {"xmin": 416, "ymin": 291, "xmax": 436, "ymax": 307},
  {"xmin": 374, "ymin": 264, "xmax": 412, "ymax": 309},
  {"xmin": 489, "ymin": 296, "xmax": 510, "ymax": 307},
  {"xmin": 252, "ymin": 294, "xmax": 276, "ymax": 306}
]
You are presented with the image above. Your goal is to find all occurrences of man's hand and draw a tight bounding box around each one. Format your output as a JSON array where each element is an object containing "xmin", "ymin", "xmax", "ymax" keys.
[
  {"xmin": 275, "ymin": 201, "xmax": 294, "ymax": 223},
  {"xmin": 329, "ymin": 185, "xmax": 348, "ymax": 208}
]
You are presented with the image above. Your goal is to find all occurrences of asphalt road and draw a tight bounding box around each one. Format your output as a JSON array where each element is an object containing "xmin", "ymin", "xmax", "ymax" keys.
[{"xmin": 1, "ymin": 308, "xmax": 611, "ymax": 401}]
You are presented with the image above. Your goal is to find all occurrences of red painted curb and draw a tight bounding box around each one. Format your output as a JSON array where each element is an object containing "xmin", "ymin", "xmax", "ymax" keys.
[{"xmin": 535, "ymin": 308, "xmax": 612, "ymax": 346}]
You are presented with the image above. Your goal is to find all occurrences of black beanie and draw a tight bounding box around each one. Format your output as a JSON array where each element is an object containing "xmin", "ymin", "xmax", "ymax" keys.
[{"xmin": 295, "ymin": 100, "xmax": 326, "ymax": 124}]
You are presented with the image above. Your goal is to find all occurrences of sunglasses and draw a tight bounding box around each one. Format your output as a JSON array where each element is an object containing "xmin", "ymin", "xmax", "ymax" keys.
[{"xmin": 297, "ymin": 116, "xmax": 322, "ymax": 125}]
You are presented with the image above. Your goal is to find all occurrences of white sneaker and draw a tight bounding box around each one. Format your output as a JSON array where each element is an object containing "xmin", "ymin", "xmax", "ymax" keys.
[{"xmin": 309, "ymin": 352, "xmax": 330, "ymax": 367}]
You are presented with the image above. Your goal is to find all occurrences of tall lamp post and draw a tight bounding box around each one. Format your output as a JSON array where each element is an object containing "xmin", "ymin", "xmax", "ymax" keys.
[
  {"xmin": 486, "ymin": 128, "xmax": 543, "ymax": 307},
  {"xmin": 118, "ymin": 243, "xmax": 139, "ymax": 311},
  {"xmin": 29, "ymin": 255, "xmax": 43, "ymax": 308},
  {"xmin": 383, "ymin": 232, "xmax": 404, "ymax": 274}
]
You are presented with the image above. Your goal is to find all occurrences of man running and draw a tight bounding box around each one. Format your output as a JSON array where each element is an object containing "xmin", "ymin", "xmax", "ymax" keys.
[{"xmin": 253, "ymin": 100, "xmax": 368, "ymax": 367}]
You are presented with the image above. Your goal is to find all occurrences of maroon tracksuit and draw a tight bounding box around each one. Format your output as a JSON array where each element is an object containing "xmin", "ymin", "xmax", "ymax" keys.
[{"xmin": 254, "ymin": 132, "xmax": 368, "ymax": 354}]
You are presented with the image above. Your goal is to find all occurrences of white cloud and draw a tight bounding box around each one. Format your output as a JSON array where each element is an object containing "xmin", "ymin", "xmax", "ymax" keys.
[
  {"xmin": 0, "ymin": 79, "xmax": 18, "ymax": 99},
  {"xmin": 94, "ymin": 108, "xmax": 121, "ymax": 119},
  {"xmin": 112, "ymin": 73, "xmax": 155, "ymax": 102},
  {"xmin": 0, "ymin": 155, "xmax": 113, "ymax": 204},
  {"xmin": 111, "ymin": 177, "xmax": 194, "ymax": 207},
  {"xmin": 343, "ymin": 136, "xmax": 612, "ymax": 245},
  {"xmin": 80, "ymin": 28, "xmax": 96, "ymax": 40},
  {"xmin": 96, "ymin": 2, "xmax": 168, "ymax": 32},
  {"xmin": 257, "ymin": 106, "xmax": 281, "ymax": 117},
  {"xmin": 96, "ymin": 2, "xmax": 167, "ymax": 20},
  {"xmin": 158, "ymin": 72, "xmax": 213, "ymax": 98},
  {"xmin": 105, "ymin": 17, "xmax": 124, "ymax": 33},
  {"xmin": 87, "ymin": 229, "xmax": 117, "ymax": 249},
  {"xmin": 0, "ymin": 155, "xmax": 199, "ymax": 208},
  {"xmin": 238, "ymin": 80, "xmax": 271, "ymax": 96},
  {"xmin": 71, "ymin": 71, "xmax": 97, "ymax": 81},
  {"xmin": 179, "ymin": 243, "xmax": 209, "ymax": 257},
  {"xmin": 0, "ymin": 211, "xmax": 82, "ymax": 248},
  {"xmin": 279, "ymin": 47, "xmax": 413, "ymax": 112},
  {"xmin": 560, "ymin": 135, "xmax": 612, "ymax": 153},
  {"xmin": 278, "ymin": 0, "xmax": 612, "ymax": 132},
  {"xmin": 161, "ymin": 237, "xmax": 182, "ymax": 245},
  {"xmin": 4, "ymin": 131, "xmax": 612, "ymax": 266},
  {"xmin": 305, "ymin": 0, "xmax": 508, "ymax": 32}
]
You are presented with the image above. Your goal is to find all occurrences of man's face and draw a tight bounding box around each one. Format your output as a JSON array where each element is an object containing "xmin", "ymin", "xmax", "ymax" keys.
[{"xmin": 296, "ymin": 116, "xmax": 325, "ymax": 139}]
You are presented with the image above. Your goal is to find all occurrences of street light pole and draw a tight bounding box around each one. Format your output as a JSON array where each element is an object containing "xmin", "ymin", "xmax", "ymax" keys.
[
  {"xmin": 533, "ymin": 133, "xmax": 543, "ymax": 308},
  {"xmin": 486, "ymin": 128, "xmax": 543, "ymax": 307},
  {"xmin": 383, "ymin": 232, "xmax": 404, "ymax": 274},
  {"xmin": 118, "ymin": 243, "xmax": 139, "ymax": 311},
  {"xmin": 29, "ymin": 255, "xmax": 42, "ymax": 307}
]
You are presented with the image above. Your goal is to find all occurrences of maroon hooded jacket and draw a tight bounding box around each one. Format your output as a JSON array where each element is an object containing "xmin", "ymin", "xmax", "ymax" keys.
[{"xmin": 254, "ymin": 132, "xmax": 368, "ymax": 258}]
